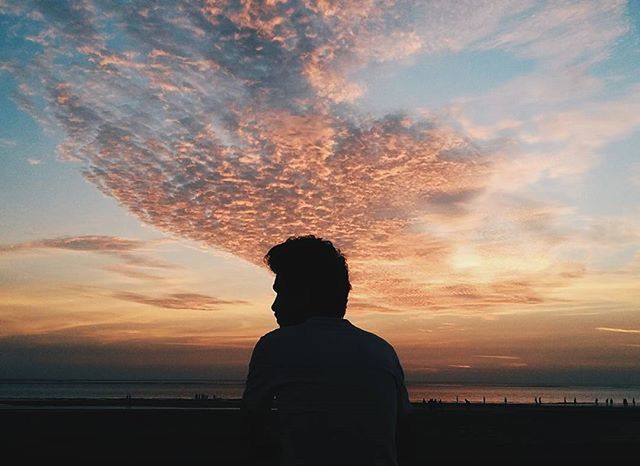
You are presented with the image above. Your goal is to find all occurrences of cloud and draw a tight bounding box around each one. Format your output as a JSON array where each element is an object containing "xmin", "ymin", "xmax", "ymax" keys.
[
  {"xmin": 596, "ymin": 327, "xmax": 640, "ymax": 334},
  {"xmin": 112, "ymin": 291, "xmax": 247, "ymax": 311},
  {"xmin": 0, "ymin": 1, "xmax": 495, "ymax": 308},
  {"xmin": 0, "ymin": 235, "xmax": 145, "ymax": 254},
  {"xmin": 0, "ymin": 138, "xmax": 17, "ymax": 148},
  {"xmin": 473, "ymin": 355, "xmax": 521, "ymax": 360},
  {"xmin": 482, "ymin": 1, "xmax": 629, "ymax": 68},
  {"xmin": 101, "ymin": 263, "xmax": 167, "ymax": 282},
  {"xmin": 1, "ymin": 0, "xmax": 634, "ymax": 314},
  {"xmin": 0, "ymin": 235, "xmax": 177, "ymax": 283}
]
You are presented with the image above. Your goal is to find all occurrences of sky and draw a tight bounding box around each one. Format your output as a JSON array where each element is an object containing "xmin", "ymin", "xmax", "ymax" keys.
[{"xmin": 1, "ymin": 0, "xmax": 640, "ymax": 385}]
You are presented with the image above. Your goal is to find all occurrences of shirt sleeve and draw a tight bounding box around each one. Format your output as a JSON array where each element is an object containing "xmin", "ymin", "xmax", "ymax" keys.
[
  {"xmin": 242, "ymin": 336, "xmax": 275, "ymax": 412},
  {"xmin": 392, "ymin": 348, "xmax": 412, "ymax": 417}
]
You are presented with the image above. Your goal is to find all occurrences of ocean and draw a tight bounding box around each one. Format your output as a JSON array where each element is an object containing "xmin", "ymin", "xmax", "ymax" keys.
[{"xmin": 1, "ymin": 380, "xmax": 639, "ymax": 405}]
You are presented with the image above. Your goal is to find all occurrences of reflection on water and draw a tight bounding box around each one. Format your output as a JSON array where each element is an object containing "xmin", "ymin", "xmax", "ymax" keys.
[{"xmin": 0, "ymin": 380, "xmax": 638, "ymax": 404}]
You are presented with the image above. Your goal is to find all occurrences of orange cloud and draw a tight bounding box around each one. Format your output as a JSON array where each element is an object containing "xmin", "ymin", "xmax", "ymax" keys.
[
  {"xmin": 112, "ymin": 291, "xmax": 247, "ymax": 311},
  {"xmin": 0, "ymin": 235, "xmax": 145, "ymax": 254},
  {"xmin": 596, "ymin": 327, "xmax": 640, "ymax": 334}
]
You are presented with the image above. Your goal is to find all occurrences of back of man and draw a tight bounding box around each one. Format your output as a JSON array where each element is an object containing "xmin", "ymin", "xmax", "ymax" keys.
[
  {"xmin": 242, "ymin": 235, "xmax": 411, "ymax": 466},
  {"xmin": 244, "ymin": 316, "xmax": 410, "ymax": 466}
]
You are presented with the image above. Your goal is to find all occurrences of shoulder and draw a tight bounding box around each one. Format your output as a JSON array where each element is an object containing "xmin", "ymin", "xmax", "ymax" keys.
[
  {"xmin": 254, "ymin": 328, "xmax": 282, "ymax": 348},
  {"xmin": 350, "ymin": 323, "xmax": 397, "ymax": 354}
]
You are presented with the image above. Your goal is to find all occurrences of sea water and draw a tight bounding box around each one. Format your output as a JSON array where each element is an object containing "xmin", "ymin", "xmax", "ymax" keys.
[{"xmin": 1, "ymin": 380, "xmax": 639, "ymax": 405}]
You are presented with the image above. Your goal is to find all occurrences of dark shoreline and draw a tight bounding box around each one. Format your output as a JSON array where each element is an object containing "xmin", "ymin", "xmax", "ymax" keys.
[
  {"xmin": 2, "ymin": 399, "xmax": 639, "ymax": 465},
  {"xmin": 1, "ymin": 396, "xmax": 634, "ymax": 406}
]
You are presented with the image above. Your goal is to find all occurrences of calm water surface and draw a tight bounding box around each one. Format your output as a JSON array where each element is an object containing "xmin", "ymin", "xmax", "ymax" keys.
[{"xmin": 1, "ymin": 380, "xmax": 639, "ymax": 404}]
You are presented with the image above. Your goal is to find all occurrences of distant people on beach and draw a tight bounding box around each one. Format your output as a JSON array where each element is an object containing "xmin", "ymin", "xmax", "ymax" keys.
[
  {"xmin": 242, "ymin": 235, "xmax": 412, "ymax": 466},
  {"xmin": 422, "ymin": 398, "xmax": 440, "ymax": 408}
]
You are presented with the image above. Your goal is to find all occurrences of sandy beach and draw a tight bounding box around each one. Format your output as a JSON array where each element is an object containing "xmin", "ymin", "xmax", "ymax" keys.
[{"xmin": 2, "ymin": 398, "xmax": 639, "ymax": 465}]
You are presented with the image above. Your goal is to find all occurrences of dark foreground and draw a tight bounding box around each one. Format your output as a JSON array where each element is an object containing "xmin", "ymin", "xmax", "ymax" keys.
[{"xmin": 2, "ymin": 399, "xmax": 639, "ymax": 465}]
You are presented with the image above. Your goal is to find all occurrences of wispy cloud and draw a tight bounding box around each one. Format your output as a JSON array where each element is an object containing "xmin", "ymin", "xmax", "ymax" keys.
[
  {"xmin": 473, "ymin": 355, "xmax": 521, "ymax": 360},
  {"xmin": 112, "ymin": 291, "xmax": 246, "ymax": 311},
  {"xmin": 596, "ymin": 327, "xmax": 640, "ymax": 334},
  {"xmin": 0, "ymin": 235, "xmax": 175, "ymax": 282},
  {"xmin": 101, "ymin": 263, "xmax": 167, "ymax": 282},
  {"xmin": 0, "ymin": 235, "xmax": 145, "ymax": 254},
  {"xmin": 0, "ymin": 138, "xmax": 17, "ymax": 148}
]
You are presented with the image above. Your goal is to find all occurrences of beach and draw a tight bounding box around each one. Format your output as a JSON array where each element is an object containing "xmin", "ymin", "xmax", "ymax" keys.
[{"xmin": 2, "ymin": 399, "xmax": 639, "ymax": 465}]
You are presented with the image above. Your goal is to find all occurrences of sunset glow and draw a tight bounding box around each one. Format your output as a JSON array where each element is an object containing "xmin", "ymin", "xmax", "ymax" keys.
[{"xmin": 1, "ymin": 0, "xmax": 639, "ymax": 384}]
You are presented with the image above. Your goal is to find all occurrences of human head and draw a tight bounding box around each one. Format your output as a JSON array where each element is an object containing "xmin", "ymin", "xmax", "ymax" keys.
[{"xmin": 264, "ymin": 235, "xmax": 351, "ymax": 327}]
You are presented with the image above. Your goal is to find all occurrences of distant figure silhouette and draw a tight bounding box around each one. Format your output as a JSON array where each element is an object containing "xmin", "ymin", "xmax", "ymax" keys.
[{"xmin": 242, "ymin": 235, "xmax": 412, "ymax": 466}]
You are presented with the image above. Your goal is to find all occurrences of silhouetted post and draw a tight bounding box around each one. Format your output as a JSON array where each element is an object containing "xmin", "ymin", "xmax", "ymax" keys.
[
  {"xmin": 534, "ymin": 397, "xmax": 538, "ymax": 405},
  {"xmin": 539, "ymin": 397, "xmax": 542, "ymax": 405},
  {"xmin": 504, "ymin": 397, "xmax": 507, "ymax": 405},
  {"xmin": 483, "ymin": 396, "xmax": 486, "ymax": 405},
  {"xmin": 573, "ymin": 397, "xmax": 577, "ymax": 405},
  {"xmin": 595, "ymin": 398, "xmax": 598, "ymax": 406},
  {"xmin": 456, "ymin": 395, "xmax": 459, "ymax": 404},
  {"xmin": 564, "ymin": 397, "xmax": 567, "ymax": 405},
  {"xmin": 633, "ymin": 397, "xmax": 636, "ymax": 407},
  {"xmin": 623, "ymin": 398, "xmax": 628, "ymax": 407}
]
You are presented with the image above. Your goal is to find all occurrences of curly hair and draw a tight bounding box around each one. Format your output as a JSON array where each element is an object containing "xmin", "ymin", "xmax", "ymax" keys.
[{"xmin": 264, "ymin": 235, "xmax": 351, "ymax": 317}]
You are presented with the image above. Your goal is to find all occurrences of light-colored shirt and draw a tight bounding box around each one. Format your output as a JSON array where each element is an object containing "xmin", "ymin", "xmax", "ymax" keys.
[{"xmin": 243, "ymin": 317, "xmax": 412, "ymax": 466}]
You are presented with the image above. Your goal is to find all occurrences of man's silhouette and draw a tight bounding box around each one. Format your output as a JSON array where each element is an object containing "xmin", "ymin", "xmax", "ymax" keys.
[{"xmin": 243, "ymin": 235, "xmax": 412, "ymax": 466}]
